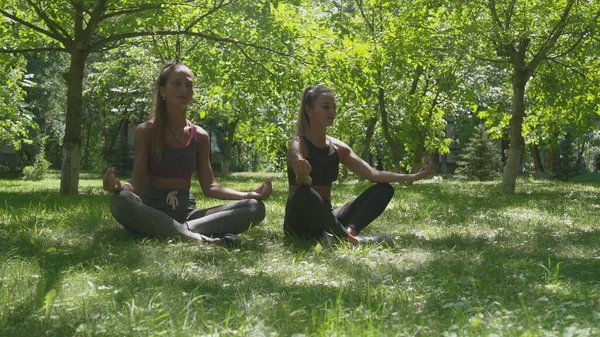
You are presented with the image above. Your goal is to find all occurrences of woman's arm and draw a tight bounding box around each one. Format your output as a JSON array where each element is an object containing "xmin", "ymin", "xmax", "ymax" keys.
[
  {"xmin": 288, "ymin": 136, "xmax": 312, "ymax": 185},
  {"xmin": 196, "ymin": 127, "xmax": 271, "ymax": 200},
  {"xmin": 287, "ymin": 136, "xmax": 311, "ymax": 174},
  {"xmin": 333, "ymin": 137, "xmax": 433, "ymax": 183},
  {"xmin": 103, "ymin": 122, "xmax": 151, "ymax": 194},
  {"xmin": 126, "ymin": 123, "xmax": 152, "ymax": 194}
]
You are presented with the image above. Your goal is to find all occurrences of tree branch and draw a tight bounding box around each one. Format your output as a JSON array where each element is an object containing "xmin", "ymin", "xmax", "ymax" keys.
[
  {"xmin": 100, "ymin": 4, "xmax": 163, "ymax": 20},
  {"xmin": 0, "ymin": 47, "xmax": 68, "ymax": 53},
  {"xmin": 515, "ymin": 38, "xmax": 529, "ymax": 68},
  {"xmin": 547, "ymin": 29, "xmax": 591, "ymax": 61},
  {"xmin": 550, "ymin": 8, "xmax": 600, "ymax": 60},
  {"xmin": 88, "ymin": 30, "xmax": 294, "ymax": 58},
  {"xmin": 81, "ymin": 0, "xmax": 108, "ymax": 48},
  {"xmin": 409, "ymin": 65, "xmax": 423, "ymax": 95},
  {"xmin": 469, "ymin": 52, "xmax": 509, "ymax": 64},
  {"xmin": 184, "ymin": 0, "xmax": 233, "ymax": 32},
  {"xmin": 94, "ymin": 38, "xmax": 149, "ymax": 54},
  {"xmin": 355, "ymin": 0, "xmax": 375, "ymax": 36},
  {"xmin": 149, "ymin": 35, "xmax": 173, "ymax": 63},
  {"xmin": 547, "ymin": 58, "xmax": 600, "ymax": 89},
  {"xmin": 504, "ymin": 0, "xmax": 517, "ymax": 30},
  {"xmin": 185, "ymin": 37, "xmax": 204, "ymax": 56},
  {"xmin": 26, "ymin": 0, "xmax": 72, "ymax": 44},
  {"xmin": 0, "ymin": 8, "xmax": 61, "ymax": 41},
  {"xmin": 529, "ymin": 0, "xmax": 575, "ymax": 70},
  {"xmin": 229, "ymin": 42, "xmax": 277, "ymax": 77},
  {"xmin": 488, "ymin": 0, "xmax": 505, "ymax": 30}
]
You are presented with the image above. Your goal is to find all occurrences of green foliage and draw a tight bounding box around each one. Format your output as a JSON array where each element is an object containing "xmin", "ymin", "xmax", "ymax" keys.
[
  {"xmin": 455, "ymin": 0, "xmax": 600, "ymax": 192},
  {"xmin": 22, "ymin": 150, "xmax": 50, "ymax": 181},
  {"xmin": 22, "ymin": 53, "xmax": 68, "ymax": 168},
  {"xmin": 0, "ymin": 54, "xmax": 35, "ymax": 148},
  {"xmin": 43, "ymin": 289, "xmax": 57, "ymax": 318},
  {"xmin": 1, "ymin": 0, "xmax": 599, "ymax": 187},
  {"xmin": 83, "ymin": 46, "xmax": 155, "ymax": 170},
  {"xmin": 583, "ymin": 131, "xmax": 600, "ymax": 172},
  {"xmin": 455, "ymin": 124, "xmax": 502, "ymax": 181}
]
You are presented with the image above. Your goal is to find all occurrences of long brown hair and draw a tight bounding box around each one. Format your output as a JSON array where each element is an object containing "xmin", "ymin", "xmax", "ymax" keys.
[
  {"xmin": 149, "ymin": 62, "xmax": 187, "ymax": 160},
  {"xmin": 295, "ymin": 85, "xmax": 332, "ymax": 136}
]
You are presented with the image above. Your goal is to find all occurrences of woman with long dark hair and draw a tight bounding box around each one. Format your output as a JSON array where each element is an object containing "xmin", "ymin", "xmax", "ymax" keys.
[{"xmin": 103, "ymin": 63, "xmax": 271, "ymax": 245}]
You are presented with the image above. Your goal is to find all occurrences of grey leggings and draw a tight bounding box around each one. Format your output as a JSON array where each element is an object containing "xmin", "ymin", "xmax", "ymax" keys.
[{"xmin": 110, "ymin": 188, "xmax": 265, "ymax": 241}]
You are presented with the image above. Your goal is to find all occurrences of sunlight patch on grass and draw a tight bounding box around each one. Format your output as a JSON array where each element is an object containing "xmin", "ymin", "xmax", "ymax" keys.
[
  {"xmin": 500, "ymin": 207, "xmax": 550, "ymax": 224},
  {"xmin": 0, "ymin": 258, "xmax": 42, "ymax": 318}
]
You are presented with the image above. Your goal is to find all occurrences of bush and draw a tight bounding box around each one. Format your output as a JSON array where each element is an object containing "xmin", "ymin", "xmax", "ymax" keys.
[
  {"xmin": 22, "ymin": 151, "xmax": 50, "ymax": 181},
  {"xmin": 455, "ymin": 124, "xmax": 502, "ymax": 181}
]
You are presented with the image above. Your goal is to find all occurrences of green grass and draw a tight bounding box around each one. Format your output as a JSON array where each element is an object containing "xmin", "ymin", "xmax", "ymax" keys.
[{"xmin": 1, "ymin": 172, "xmax": 599, "ymax": 336}]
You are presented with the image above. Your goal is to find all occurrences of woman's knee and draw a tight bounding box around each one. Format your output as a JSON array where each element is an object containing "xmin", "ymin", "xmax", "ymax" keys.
[
  {"xmin": 291, "ymin": 185, "xmax": 320, "ymax": 202},
  {"xmin": 375, "ymin": 183, "xmax": 395, "ymax": 199},
  {"xmin": 243, "ymin": 198, "xmax": 266, "ymax": 223},
  {"xmin": 293, "ymin": 185, "xmax": 312, "ymax": 197},
  {"xmin": 109, "ymin": 190, "xmax": 139, "ymax": 221}
]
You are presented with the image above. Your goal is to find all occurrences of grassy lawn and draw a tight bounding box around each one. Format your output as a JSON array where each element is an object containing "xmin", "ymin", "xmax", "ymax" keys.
[{"xmin": 1, "ymin": 172, "xmax": 599, "ymax": 336}]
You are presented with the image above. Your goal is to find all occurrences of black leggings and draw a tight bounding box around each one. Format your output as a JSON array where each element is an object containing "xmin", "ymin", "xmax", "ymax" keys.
[{"xmin": 283, "ymin": 183, "xmax": 394, "ymax": 239}]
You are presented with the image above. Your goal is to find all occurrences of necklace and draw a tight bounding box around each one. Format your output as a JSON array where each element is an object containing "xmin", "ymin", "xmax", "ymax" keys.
[{"xmin": 168, "ymin": 127, "xmax": 186, "ymax": 145}]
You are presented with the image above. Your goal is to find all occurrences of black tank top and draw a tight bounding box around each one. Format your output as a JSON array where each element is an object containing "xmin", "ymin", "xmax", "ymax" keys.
[{"xmin": 287, "ymin": 135, "xmax": 339, "ymax": 186}]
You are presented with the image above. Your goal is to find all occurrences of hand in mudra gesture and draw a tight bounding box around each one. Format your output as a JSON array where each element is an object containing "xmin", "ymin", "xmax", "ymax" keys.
[
  {"xmin": 293, "ymin": 156, "xmax": 312, "ymax": 186},
  {"xmin": 245, "ymin": 178, "xmax": 273, "ymax": 200},
  {"xmin": 416, "ymin": 159, "xmax": 434, "ymax": 178},
  {"xmin": 103, "ymin": 167, "xmax": 122, "ymax": 193}
]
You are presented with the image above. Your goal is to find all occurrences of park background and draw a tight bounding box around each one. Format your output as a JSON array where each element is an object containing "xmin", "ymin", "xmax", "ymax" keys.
[{"xmin": 1, "ymin": 1, "xmax": 600, "ymax": 336}]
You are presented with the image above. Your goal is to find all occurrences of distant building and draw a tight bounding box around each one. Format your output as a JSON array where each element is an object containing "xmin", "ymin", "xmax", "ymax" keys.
[
  {"xmin": 208, "ymin": 128, "xmax": 223, "ymax": 172},
  {"xmin": 434, "ymin": 122, "xmax": 459, "ymax": 174},
  {"xmin": 0, "ymin": 144, "xmax": 18, "ymax": 170}
]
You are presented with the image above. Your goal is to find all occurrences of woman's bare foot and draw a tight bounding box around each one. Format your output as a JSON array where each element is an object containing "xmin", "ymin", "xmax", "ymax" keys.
[{"xmin": 346, "ymin": 234, "xmax": 359, "ymax": 244}]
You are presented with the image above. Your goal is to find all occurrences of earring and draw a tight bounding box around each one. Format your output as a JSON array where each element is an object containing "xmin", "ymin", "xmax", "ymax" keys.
[{"xmin": 162, "ymin": 96, "xmax": 166, "ymax": 101}]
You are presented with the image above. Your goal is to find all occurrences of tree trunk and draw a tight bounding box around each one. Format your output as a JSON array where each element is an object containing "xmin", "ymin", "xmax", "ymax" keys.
[
  {"xmin": 378, "ymin": 84, "xmax": 402, "ymax": 172},
  {"xmin": 221, "ymin": 121, "xmax": 237, "ymax": 176},
  {"xmin": 359, "ymin": 115, "xmax": 378, "ymax": 161},
  {"xmin": 411, "ymin": 87, "xmax": 439, "ymax": 174},
  {"xmin": 531, "ymin": 144, "xmax": 544, "ymax": 174},
  {"xmin": 60, "ymin": 50, "xmax": 87, "ymax": 195},
  {"xmin": 544, "ymin": 146, "xmax": 557, "ymax": 179},
  {"xmin": 83, "ymin": 114, "xmax": 92, "ymax": 170},
  {"xmin": 441, "ymin": 153, "xmax": 448, "ymax": 174},
  {"xmin": 410, "ymin": 132, "xmax": 425, "ymax": 174},
  {"xmin": 502, "ymin": 69, "xmax": 529, "ymax": 193}
]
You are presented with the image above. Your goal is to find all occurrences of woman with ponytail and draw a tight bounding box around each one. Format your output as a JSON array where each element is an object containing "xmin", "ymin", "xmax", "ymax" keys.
[
  {"xmin": 103, "ymin": 63, "xmax": 271, "ymax": 245},
  {"xmin": 285, "ymin": 86, "xmax": 433, "ymax": 245}
]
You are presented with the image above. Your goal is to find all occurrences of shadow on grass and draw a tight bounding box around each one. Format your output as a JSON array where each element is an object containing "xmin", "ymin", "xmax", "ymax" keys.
[
  {"xmin": 1, "ymin": 223, "xmax": 277, "ymax": 336},
  {"xmin": 1, "ymin": 225, "xmax": 146, "ymax": 333},
  {"xmin": 320, "ymin": 229, "xmax": 600, "ymax": 331},
  {"xmin": 0, "ymin": 171, "xmax": 22, "ymax": 180},
  {"xmin": 388, "ymin": 229, "xmax": 600, "ymax": 283},
  {"xmin": 1, "ymin": 188, "xmax": 276, "ymax": 335},
  {"xmin": 6, "ymin": 266, "xmax": 372, "ymax": 336}
]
